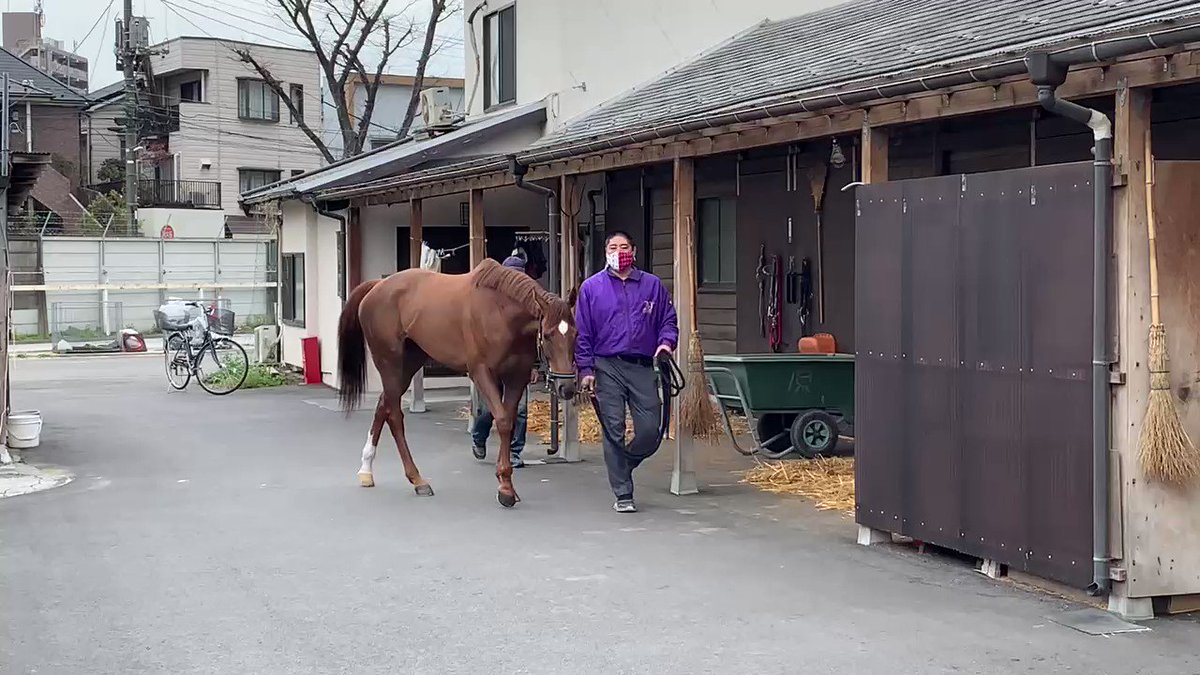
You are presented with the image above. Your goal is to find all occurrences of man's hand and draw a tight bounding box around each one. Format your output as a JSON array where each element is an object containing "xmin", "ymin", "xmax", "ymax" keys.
[
  {"xmin": 580, "ymin": 375, "xmax": 596, "ymax": 394},
  {"xmin": 654, "ymin": 344, "xmax": 673, "ymax": 359},
  {"xmin": 530, "ymin": 369, "xmax": 540, "ymax": 385}
]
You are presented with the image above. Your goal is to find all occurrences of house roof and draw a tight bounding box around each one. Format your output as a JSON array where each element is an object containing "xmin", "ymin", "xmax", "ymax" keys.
[
  {"xmin": 241, "ymin": 99, "xmax": 548, "ymax": 204},
  {"xmin": 88, "ymin": 81, "xmax": 124, "ymax": 102},
  {"xmin": 0, "ymin": 46, "xmax": 88, "ymax": 105},
  {"xmin": 535, "ymin": 0, "xmax": 1200, "ymax": 150}
]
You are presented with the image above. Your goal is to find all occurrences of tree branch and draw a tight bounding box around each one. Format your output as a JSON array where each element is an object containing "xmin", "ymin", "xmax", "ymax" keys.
[{"xmin": 232, "ymin": 48, "xmax": 337, "ymax": 164}]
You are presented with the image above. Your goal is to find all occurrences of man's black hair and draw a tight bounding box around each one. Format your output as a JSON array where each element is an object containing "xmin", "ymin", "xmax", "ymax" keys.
[{"xmin": 604, "ymin": 230, "xmax": 635, "ymax": 247}]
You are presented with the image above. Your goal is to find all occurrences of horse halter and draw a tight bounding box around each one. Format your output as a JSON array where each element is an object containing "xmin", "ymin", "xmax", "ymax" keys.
[{"xmin": 537, "ymin": 320, "xmax": 577, "ymax": 381}]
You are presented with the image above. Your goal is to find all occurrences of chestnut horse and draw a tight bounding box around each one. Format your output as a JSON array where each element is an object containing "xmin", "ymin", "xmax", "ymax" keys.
[{"xmin": 337, "ymin": 258, "xmax": 578, "ymax": 507}]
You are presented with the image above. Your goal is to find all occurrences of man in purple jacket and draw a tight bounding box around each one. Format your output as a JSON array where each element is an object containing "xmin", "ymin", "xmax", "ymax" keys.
[{"xmin": 576, "ymin": 231, "xmax": 679, "ymax": 513}]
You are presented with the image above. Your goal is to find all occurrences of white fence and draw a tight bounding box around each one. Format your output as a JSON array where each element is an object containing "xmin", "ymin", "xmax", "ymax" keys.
[{"xmin": 12, "ymin": 236, "xmax": 275, "ymax": 338}]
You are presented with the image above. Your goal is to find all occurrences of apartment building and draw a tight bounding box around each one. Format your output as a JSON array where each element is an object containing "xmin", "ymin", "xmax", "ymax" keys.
[
  {"xmin": 3, "ymin": 12, "xmax": 87, "ymax": 92},
  {"xmin": 86, "ymin": 37, "xmax": 323, "ymax": 236}
]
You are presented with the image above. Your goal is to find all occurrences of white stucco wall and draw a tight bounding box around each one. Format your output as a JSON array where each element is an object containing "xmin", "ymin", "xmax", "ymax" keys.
[
  {"xmin": 462, "ymin": 0, "xmax": 848, "ymax": 127},
  {"xmin": 278, "ymin": 200, "xmax": 314, "ymax": 371}
]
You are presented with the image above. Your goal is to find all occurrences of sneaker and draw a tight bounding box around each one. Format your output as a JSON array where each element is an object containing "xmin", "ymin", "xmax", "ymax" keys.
[
  {"xmin": 472, "ymin": 445, "xmax": 486, "ymax": 460},
  {"xmin": 613, "ymin": 498, "xmax": 638, "ymax": 513},
  {"xmin": 511, "ymin": 454, "xmax": 525, "ymax": 468}
]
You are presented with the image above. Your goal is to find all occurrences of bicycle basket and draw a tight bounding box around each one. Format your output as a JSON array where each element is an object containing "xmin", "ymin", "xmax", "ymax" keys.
[
  {"xmin": 153, "ymin": 309, "xmax": 192, "ymax": 333},
  {"xmin": 208, "ymin": 308, "xmax": 236, "ymax": 336}
]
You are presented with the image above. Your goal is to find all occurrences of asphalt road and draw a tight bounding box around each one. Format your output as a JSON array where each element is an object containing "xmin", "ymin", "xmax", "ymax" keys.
[{"xmin": 2, "ymin": 356, "xmax": 1198, "ymax": 674}]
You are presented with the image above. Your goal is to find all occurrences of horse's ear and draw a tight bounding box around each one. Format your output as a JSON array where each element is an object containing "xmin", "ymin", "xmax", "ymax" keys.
[{"xmin": 567, "ymin": 285, "xmax": 579, "ymax": 309}]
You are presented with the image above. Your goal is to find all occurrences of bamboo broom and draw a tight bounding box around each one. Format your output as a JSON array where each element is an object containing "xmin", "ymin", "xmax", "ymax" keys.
[
  {"xmin": 678, "ymin": 215, "xmax": 723, "ymax": 443},
  {"xmin": 1137, "ymin": 130, "xmax": 1200, "ymax": 484}
]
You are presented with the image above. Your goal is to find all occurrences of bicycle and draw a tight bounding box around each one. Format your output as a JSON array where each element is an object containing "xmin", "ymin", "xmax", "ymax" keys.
[{"xmin": 156, "ymin": 302, "xmax": 250, "ymax": 396}]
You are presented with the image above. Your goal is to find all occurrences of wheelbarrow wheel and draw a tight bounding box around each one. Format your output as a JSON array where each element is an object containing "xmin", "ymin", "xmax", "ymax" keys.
[
  {"xmin": 755, "ymin": 413, "xmax": 799, "ymax": 459},
  {"xmin": 791, "ymin": 410, "xmax": 839, "ymax": 458}
]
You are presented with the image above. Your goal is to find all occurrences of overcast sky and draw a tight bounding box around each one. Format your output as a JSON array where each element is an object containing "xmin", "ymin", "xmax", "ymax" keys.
[{"xmin": 8, "ymin": 0, "xmax": 465, "ymax": 92}]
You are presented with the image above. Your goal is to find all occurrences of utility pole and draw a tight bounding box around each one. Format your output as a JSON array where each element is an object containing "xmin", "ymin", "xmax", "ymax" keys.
[{"xmin": 119, "ymin": 0, "xmax": 138, "ymax": 231}]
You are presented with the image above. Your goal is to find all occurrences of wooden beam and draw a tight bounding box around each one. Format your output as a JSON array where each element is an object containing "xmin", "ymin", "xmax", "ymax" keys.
[
  {"xmin": 469, "ymin": 188, "xmax": 486, "ymax": 267},
  {"xmin": 1111, "ymin": 83, "xmax": 1152, "ymax": 564},
  {"xmin": 347, "ymin": 50, "xmax": 1200, "ymax": 206},
  {"xmin": 408, "ymin": 199, "xmax": 424, "ymax": 270},
  {"xmin": 671, "ymin": 156, "xmax": 698, "ymax": 496},
  {"xmin": 862, "ymin": 122, "xmax": 889, "ymax": 183}
]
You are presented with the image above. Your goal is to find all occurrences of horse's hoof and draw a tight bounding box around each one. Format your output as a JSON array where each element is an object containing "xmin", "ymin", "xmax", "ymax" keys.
[
  {"xmin": 414, "ymin": 484, "xmax": 435, "ymax": 497},
  {"xmin": 497, "ymin": 491, "xmax": 518, "ymax": 508},
  {"xmin": 358, "ymin": 472, "xmax": 375, "ymax": 488}
]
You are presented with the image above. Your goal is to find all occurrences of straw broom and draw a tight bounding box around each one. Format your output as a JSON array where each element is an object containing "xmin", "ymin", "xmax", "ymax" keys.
[
  {"xmin": 1137, "ymin": 130, "xmax": 1200, "ymax": 484},
  {"xmin": 678, "ymin": 215, "xmax": 723, "ymax": 443}
]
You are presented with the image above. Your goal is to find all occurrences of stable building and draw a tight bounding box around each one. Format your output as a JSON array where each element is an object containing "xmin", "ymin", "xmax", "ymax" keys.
[{"xmin": 243, "ymin": 0, "xmax": 1200, "ymax": 618}]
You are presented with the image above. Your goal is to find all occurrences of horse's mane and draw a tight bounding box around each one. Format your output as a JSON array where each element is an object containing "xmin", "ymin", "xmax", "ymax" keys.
[{"xmin": 472, "ymin": 258, "xmax": 571, "ymax": 322}]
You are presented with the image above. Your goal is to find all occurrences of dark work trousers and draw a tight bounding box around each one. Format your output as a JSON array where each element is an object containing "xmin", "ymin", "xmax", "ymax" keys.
[{"xmin": 594, "ymin": 356, "xmax": 662, "ymax": 499}]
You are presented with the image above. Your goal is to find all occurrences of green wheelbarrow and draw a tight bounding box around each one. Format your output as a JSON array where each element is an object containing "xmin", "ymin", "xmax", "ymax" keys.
[{"xmin": 703, "ymin": 353, "xmax": 855, "ymax": 460}]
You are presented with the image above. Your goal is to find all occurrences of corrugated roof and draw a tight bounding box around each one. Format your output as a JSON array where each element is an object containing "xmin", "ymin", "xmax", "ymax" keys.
[
  {"xmin": 241, "ymin": 99, "xmax": 547, "ymax": 204},
  {"xmin": 538, "ymin": 0, "xmax": 1200, "ymax": 148},
  {"xmin": 0, "ymin": 47, "xmax": 88, "ymax": 104}
]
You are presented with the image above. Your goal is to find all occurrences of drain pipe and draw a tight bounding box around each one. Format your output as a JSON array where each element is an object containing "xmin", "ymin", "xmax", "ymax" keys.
[
  {"xmin": 585, "ymin": 189, "xmax": 603, "ymax": 277},
  {"xmin": 508, "ymin": 155, "xmax": 561, "ymax": 454},
  {"xmin": 1025, "ymin": 51, "xmax": 1112, "ymax": 597}
]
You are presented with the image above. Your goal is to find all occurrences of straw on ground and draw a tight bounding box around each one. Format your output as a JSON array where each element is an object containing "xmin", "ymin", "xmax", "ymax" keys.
[{"xmin": 741, "ymin": 457, "xmax": 856, "ymax": 514}]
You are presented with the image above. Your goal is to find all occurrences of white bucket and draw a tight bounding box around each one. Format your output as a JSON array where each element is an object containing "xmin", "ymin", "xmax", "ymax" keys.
[{"xmin": 7, "ymin": 410, "xmax": 43, "ymax": 449}]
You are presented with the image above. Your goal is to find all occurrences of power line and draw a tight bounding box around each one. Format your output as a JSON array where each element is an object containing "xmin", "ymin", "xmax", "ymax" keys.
[{"xmin": 77, "ymin": 0, "xmax": 120, "ymax": 53}]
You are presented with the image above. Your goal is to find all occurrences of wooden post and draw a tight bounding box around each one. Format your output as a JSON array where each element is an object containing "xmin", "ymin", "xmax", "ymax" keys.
[
  {"xmin": 671, "ymin": 157, "xmax": 699, "ymax": 496},
  {"xmin": 469, "ymin": 188, "xmax": 486, "ymax": 267},
  {"xmin": 862, "ymin": 122, "xmax": 889, "ymax": 183},
  {"xmin": 468, "ymin": 189, "xmax": 486, "ymax": 430},
  {"xmin": 409, "ymin": 199, "xmax": 426, "ymax": 414},
  {"xmin": 1109, "ymin": 82, "xmax": 1153, "ymax": 616},
  {"xmin": 347, "ymin": 206, "xmax": 363, "ymax": 290},
  {"xmin": 559, "ymin": 175, "xmax": 581, "ymax": 463}
]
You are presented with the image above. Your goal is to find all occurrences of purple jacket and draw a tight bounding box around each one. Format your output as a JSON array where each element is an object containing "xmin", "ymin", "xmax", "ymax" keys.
[{"xmin": 575, "ymin": 267, "xmax": 679, "ymax": 377}]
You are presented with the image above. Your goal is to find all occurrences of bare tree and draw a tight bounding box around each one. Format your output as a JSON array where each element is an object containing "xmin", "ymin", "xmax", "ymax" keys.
[{"xmin": 232, "ymin": 0, "xmax": 456, "ymax": 163}]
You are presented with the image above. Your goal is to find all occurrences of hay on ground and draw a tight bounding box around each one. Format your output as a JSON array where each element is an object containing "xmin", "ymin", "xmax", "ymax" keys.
[{"xmin": 741, "ymin": 457, "xmax": 856, "ymax": 514}]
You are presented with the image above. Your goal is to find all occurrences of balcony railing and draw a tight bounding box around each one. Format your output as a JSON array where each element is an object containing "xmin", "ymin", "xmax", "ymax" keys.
[{"xmin": 88, "ymin": 179, "xmax": 222, "ymax": 210}]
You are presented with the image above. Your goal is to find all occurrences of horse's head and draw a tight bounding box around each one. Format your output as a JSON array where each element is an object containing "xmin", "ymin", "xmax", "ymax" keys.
[{"xmin": 539, "ymin": 287, "xmax": 578, "ymax": 400}]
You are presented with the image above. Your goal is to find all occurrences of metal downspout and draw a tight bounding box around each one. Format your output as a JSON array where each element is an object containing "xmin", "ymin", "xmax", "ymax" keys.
[
  {"xmin": 508, "ymin": 156, "xmax": 562, "ymax": 454},
  {"xmin": 1025, "ymin": 51, "xmax": 1113, "ymax": 596}
]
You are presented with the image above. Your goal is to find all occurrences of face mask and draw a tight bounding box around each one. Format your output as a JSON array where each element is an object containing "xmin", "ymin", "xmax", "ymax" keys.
[{"xmin": 606, "ymin": 250, "xmax": 635, "ymax": 272}]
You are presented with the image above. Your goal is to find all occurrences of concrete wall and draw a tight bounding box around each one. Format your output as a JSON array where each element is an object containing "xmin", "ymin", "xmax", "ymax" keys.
[
  {"xmin": 461, "ymin": 0, "xmax": 846, "ymax": 127},
  {"xmin": 28, "ymin": 236, "xmax": 273, "ymax": 338},
  {"xmin": 149, "ymin": 38, "xmax": 324, "ymax": 216}
]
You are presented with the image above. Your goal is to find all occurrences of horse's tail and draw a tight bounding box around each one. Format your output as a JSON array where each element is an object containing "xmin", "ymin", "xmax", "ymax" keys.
[{"xmin": 337, "ymin": 279, "xmax": 380, "ymax": 414}]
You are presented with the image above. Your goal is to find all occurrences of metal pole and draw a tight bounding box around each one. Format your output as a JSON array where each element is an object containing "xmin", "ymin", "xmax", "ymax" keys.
[{"xmin": 121, "ymin": 0, "xmax": 138, "ymax": 231}]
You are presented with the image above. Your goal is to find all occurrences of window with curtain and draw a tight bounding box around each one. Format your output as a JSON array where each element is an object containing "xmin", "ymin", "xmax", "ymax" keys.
[
  {"xmin": 483, "ymin": 5, "xmax": 516, "ymax": 108},
  {"xmin": 239, "ymin": 169, "xmax": 282, "ymax": 194},
  {"xmin": 238, "ymin": 79, "xmax": 279, "ymax": 121}
]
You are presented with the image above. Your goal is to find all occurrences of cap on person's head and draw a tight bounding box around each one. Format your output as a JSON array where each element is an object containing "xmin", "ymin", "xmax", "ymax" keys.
[{"xmin": 502, "ymin": 255, "xmax": 527, "ymax": 270}]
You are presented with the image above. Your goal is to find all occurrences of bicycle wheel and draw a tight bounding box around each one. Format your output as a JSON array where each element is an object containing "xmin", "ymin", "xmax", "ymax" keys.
[
  {"xmin": 194, "ymin": 337, "xmax": 250, "ymax": 395},
  {"xmin": 164, "ymin": 333, "xmax": 191, "ymax": 390}
]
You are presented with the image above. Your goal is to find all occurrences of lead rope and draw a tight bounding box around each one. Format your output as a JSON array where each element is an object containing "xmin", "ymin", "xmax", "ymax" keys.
[{"xmin": 588, "ymin": 353, "xmax": 686, "ymax": 450}]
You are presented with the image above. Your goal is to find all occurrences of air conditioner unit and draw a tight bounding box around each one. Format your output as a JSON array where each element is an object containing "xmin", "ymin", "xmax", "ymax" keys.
[
  {"xmin": 254, "ymin": 324, "xmax": 280, "ymax": 364},
  {"xmin": 419, "ymin": 87, "xmax": 457, "ymax": 130}
]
